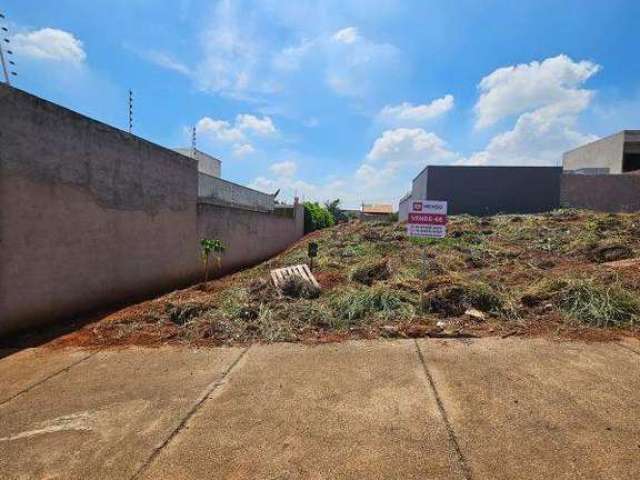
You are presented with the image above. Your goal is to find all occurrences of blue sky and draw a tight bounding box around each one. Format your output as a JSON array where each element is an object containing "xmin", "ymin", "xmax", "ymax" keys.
[{"xmin": 4, "ymin": 0, "xmax": 639, "ymax": 207}]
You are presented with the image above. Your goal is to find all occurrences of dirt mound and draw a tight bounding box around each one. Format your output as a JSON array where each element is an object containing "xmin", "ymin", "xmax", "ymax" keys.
[{"xmin": 589, "ymin": 244, "xmax": 633, "ymax": 263}]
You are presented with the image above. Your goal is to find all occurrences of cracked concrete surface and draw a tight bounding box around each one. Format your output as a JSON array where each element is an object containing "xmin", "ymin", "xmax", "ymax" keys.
[{"xmin": 0, "ymin": 339, "xmax": 639, "ymax": 479}]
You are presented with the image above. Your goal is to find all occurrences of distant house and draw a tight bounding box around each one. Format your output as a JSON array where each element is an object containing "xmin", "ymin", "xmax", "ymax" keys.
[
  {"xmin": 361, "ymin": 203, "xmax": 394, "ymax": 215},
  {"xmin": 174, "ymin": 148, "xmax": 222, "ymax": 177},
  {"xmin": 563, "ymin": 130, "xmax": 640, "ymax": 175},
  {"xmin": 340, "ymin": 203, "xmax": 395, "ymax": 221},
  {"xmin": 174, "ymin": 147, "xmax": 277, "ymax": 211},
  {"xmin": 561, "ymin": 131, "xmax": 640, "ymax": 212}
]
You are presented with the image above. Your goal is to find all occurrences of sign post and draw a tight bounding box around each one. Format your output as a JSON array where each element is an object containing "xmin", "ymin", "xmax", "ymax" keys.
[
  {"xmin": 406, "ymin": 200, "xmax": 448, "ymax": 312},
  {"xmin": 307, "ymin": 241, "xmax": 318, "ymax": 271}
]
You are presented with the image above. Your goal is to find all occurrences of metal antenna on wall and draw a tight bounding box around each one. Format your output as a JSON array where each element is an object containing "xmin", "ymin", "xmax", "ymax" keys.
[
  {"xmin": 0, "ymin": 12, "xmax": 18, "ymax": 85},
  {"xmin": 191, "ymin": 125, "xmax": 197, "ymax": 158},
  {"xmin": 128, "ymin": 89, "xmax": 133, "ymax": 133}
]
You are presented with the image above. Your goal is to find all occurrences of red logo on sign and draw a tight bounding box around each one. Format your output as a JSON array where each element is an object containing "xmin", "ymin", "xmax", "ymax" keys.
[{"xmin": 412, "ymin": 202, "xmax": 423, "ymax": 211}]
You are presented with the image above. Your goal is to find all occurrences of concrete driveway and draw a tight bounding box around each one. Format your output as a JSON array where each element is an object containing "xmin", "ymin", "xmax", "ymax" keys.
[{"xmin": 0, "ymin": 338, "xmax": 639, "ymax": 479}]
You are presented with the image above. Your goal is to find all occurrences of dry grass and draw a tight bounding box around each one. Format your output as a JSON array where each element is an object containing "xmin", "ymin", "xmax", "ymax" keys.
[{"xmin": 51, "ymin": 209, "xmax": 640, "ymax": 347}]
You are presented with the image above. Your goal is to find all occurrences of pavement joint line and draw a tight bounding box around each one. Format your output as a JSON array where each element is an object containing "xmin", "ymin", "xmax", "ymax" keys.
[
  {"xmin": 129, "ymin": 345, "xmax": 251, "ymax": 480},
  {"xmin": 0, "ymin": 350, "xmax": 98, "ymax": 408},
  {"xmin": 414, "ymin": 340, "xmax": 473, "ymax": 480}
]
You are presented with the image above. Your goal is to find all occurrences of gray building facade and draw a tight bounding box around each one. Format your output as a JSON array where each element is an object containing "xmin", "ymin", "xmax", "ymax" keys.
[
  {"xmin": 563, "ymin": 130, "xmax": 640, "ymax": 174},
  {"xmin": 174, "ymin": 148, "xmax": 222, "ymax": 177},
  {"xmin": 400, "ymin": 165, "xmax": 562, "ymax": 218}
]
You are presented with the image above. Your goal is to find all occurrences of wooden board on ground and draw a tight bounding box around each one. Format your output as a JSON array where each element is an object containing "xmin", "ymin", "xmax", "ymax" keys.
[{"xmin": 270, "ymin": 264, "xmax": 321, "ymax": 290}]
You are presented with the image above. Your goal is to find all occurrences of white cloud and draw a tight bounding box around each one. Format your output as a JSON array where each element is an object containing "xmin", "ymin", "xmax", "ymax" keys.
[
  {"xmin": 324, "ymin": 30, "xmax": 401, "ymax": 98},
  {"xmin": 466, "ymin": 98, "xmax": 597, "ymax": 166},
  {"xmin": 194, "ymin": 0, "xmax": 269, "ymax": 98},
  {"xmin": 140, "ymin": 50, "xmax": 190, "ymax": 75},
  {"xmin": 195, "ymin": 112, "xmax": 278, "ymax": 160},
  {"xmin": 466, "ymin": 54, "xmax": 601, "ymax": 166},
  {"xmin": 196, "ymin": 117, "xmax": 245, "ymax": 143},
  {"xmin": 249, "ymin": 174, "xmax": 350, "ymax": 205},
  {"xmin": 166, "ymin": 1, "xmax": 404, "ymax": 102},
  {"xmin": 249, "ymin": 129, "xmax": 459, "ymax": 208},
  {"xmin": 332, "ymin": 26, "xmax": 360, "ymax": 44},
  {"xmin": 367, "ymin": 128, "xmax": 458, "ymax": 164},
  {"xmin": 232, "ymin": 144, "xmax": 256, "ymax": 157},
  {"xmin": 378, "ymin": 94, "xmax": 454, "ymax": 124},
  {"xmin": 272, "ymin": 40, "xmax": 314, "ymax": 72},
  {"xmin": 236, "ymin": 114, "xmax": 277, "ymax": 136},
  {"xmin": 474, "ymin": 54, "xmax": 600, "ymax": 129},
  {"xmin": 361, "ymin": 128, "xmax": 459, "ymax": 191},
  {"xmin": 270, "ymin": 160, "xmax": 297, "ymax": 177},
  {"xmin": 12, "ymin": 28, "xmax": 86, "ymax": 65},
  {"xmin": 196, "ymin": 113, "xmax": 277, "ymax": 143}
]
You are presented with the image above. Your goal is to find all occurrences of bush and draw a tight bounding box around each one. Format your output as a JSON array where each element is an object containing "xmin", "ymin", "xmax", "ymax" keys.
[
  {"xmin": 303, "ymin": 201, "xmax": 335, "ymax": 233},
  {"xmin": 558, "ymin": 279, "xmax": 639, "ymax": 327},
  {"xmin": 325, "ymin": 199, "xmax": 348, "ymax": 223}
]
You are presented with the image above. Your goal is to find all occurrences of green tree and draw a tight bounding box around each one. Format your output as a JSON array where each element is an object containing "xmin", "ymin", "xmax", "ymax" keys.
[
  {"xmin": 325, "ymin": 199, "xmax": 348, "ymax": 223},
  {"xmin": 303, "ymin": 201, "xmax": 335, "ymax": 233},
  {"xmin": 200, "ymin": 238, "xmax": 226, "ymax": 284}
]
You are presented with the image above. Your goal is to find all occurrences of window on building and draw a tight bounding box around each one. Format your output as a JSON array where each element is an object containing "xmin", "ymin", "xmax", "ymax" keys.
[{"xmin": 623, "ymin": 153, "xmax": 640, "ymax": 172}]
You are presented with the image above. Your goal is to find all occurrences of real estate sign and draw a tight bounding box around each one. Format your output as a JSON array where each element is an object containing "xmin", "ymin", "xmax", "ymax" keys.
[{"xmin": 407, "ymin": 200, "xmax": 448, "ymax": 238}]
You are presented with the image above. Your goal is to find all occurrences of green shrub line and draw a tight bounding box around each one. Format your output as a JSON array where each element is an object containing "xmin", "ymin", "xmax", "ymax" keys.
[{"xmin": 303, "ymin": 201, "xmax": 335, "ymax": 233}]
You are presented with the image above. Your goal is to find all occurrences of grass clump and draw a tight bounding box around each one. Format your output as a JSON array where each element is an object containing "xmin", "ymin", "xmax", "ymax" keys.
[
  {"xmin": 521, "ymin": 278, "xmax": 568, "ymax": 307},
  {"xmin": 330, "ymin": 287, "xmax": 414, "ymax": 324},
  {"xmin": 165, "ymin": 302, "xmax": 210, "ymax": 325},
  {"xmin": 423, "ymin": 280, "xmax": 519, "ymax": 320},
  {"xmin": 280, "ymin": 276, "xmax": 321, "ymax": 299},
  {"xmin": 558, "ymin": 279, "xmax": 640, "ymax": 328}
]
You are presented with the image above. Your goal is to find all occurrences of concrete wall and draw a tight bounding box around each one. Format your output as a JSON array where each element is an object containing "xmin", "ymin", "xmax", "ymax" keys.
[
  {"xmin": 561, "ymin": 174, "xmax": 640, "ymax": 212},
  {"xmin": 398, "ymin": 194, "xmax": 412, "ymax": 222},
  {"xmin": 198, "ymin": 173, "xmax": 275, "ymax": 211},
  {"xmin": 412, "ymin": 167, "xmax": 429, "ymax": 200},
  {"xmin": 563, "ymin": 132, "xmax": 624, "ymax": 174},
  {"xmin": 424, "ymin": 166, "xmax": 562, "ymax": 216},
  {"xmin": 0, "ymin": 85, "xmax": 303, "ymax": 336},
  {"xmin": 197, "ymin": 202, "xmax": 304, "ymax": 274}
]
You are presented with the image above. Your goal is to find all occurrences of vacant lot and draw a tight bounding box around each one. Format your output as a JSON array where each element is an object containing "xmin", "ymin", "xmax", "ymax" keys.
[{"xmin": 40, "ymin": 210, "xmax": 640, "ymax": 347}]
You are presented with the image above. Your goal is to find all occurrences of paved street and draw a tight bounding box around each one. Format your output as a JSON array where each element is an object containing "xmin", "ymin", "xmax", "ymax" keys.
[{"xmin": 1, "ymin": 338, "xmax": 639, "ymax": 479}]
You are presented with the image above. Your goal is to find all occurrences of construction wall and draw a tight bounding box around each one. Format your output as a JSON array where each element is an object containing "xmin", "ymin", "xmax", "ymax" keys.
[
  {"xmin": 0, "ymin": 85, "xmax": 303, "ymax": 336},
  {"xmin": 561, "ymin": 173, "xmax": 640, "ymax": 212},
  {"xmin": 562, "ymin": 132, "xmax": 624, "ymax": 174},
  {"xmin": 424, "ymin": 166, "xmax": 562, "ymax": 216}
]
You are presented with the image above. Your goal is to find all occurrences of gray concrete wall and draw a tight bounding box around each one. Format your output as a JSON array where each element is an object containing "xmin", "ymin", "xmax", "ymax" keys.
[
  {"xmin": 412, "ymin": 167, "xmax": 429, "ymax": 200},
  {"xmin": 398, "ymin": 194, "xmax": 412, "ymax": 222},
  {"xmin": 561, "ymin": 174, "xmax": 640, "ymax": 212},
  {"xmin": 198, "ymin": 173, "xmax": 275, "ymax": 211},
  {"xmin": 424, "ymin": 166, "xmax": 562, "ymax": 216},
  {"xmin": 562, "ymin": 132, "xmax": 624, "ymax": 174},
  {"xmin": 197, "ymin": 202, "xmax": 304, "ymax": 275},
  {"xmin": 0, "ymin": 85, "xmax": 303, "ymax": 336}
]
